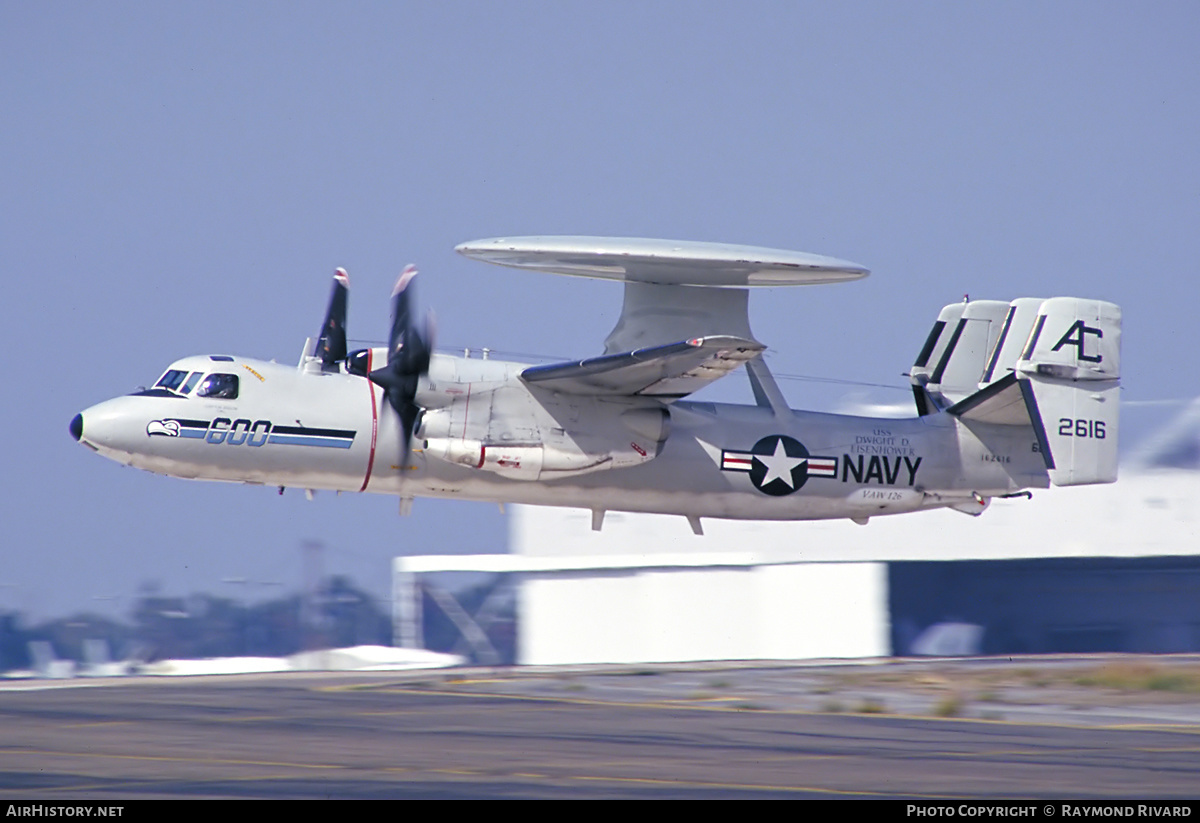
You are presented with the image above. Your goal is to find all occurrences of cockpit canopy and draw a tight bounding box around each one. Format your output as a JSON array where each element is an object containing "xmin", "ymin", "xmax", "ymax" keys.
[
  {"xmin": 136, "ymin": 361, "xmax": 241, "ymax": 400},
  {"xmin": 154, "ymin": 369, "xmax": 203, "ymax": 394}
]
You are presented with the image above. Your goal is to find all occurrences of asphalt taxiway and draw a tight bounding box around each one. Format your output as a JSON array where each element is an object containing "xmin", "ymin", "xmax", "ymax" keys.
[{"xmin": 2, "ymin": 658, "xmax": 1199, "ymax": 799}]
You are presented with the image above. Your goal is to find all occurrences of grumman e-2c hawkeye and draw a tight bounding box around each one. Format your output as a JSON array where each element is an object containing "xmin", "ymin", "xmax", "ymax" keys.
[{"xmin": 71, "ymin": 237, "xmax": 1121, "ymax": 533}]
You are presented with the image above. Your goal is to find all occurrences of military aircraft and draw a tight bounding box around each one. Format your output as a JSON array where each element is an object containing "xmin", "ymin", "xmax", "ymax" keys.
[{"xmin": 70, "ymin": 237, "xmax": 1121, "ymax": 533}]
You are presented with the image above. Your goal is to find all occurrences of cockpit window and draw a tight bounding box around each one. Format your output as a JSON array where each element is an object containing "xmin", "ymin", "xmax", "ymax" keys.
[
  {"xmin": 196, "ymin": 373, "xmax": 239, "ymax": 399},
  {"xmin": 181, "ymin": 371, "xmax": 203, "ymax": 394},
  {"xmin": 155, "ymin": 370, "xmax": 189, "ymax": 391}
]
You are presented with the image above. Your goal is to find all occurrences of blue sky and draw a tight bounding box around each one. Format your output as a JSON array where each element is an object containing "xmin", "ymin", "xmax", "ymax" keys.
[{"xmin": 5, "ymin": 2, "xmax": 1198, "ymax": 619}]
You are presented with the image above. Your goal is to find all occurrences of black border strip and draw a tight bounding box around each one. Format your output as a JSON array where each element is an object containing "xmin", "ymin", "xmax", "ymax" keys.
[
  {"xmin": 1021, "ymin": 314, "xmax": 1047, "ymax": 361},
  {"xmin": 1018, "ymin": 378, "xmax": 1056, "ymax": 470},
  {"xmin": 913, "ymin": 320, "xmax": 945, "ymax": 368},
  {"xmin": 981, "ymin": 305, "xmax": 1016, "ymax": 384},
  {"xmin": 271, "ymin": 425, "xmax": 356, "ymax": 440},
  {"xmin": 129, "ymin": 388, "xmax": 186, "ymax": 398},
  {"xmin": 930, "ymin": 318, "xmax": 966, "ymax": 384}
]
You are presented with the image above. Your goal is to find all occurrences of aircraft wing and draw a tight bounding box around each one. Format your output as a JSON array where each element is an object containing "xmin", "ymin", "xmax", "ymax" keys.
[{"xmin": 521, "ymin": 335, "xmax": 765, "ymax": 399}]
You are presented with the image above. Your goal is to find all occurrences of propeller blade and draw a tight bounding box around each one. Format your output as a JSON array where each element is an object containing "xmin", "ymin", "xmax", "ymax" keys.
[
  {"xmin": 387, "ymin": 264, "xmax": 419, "ymax": 365},
  {"xmin": 369, "ymin": 265, "xmax": 433, "ymax": 468},
  {"xmin": 315, "ymin": 268, "xmax": 350, "ymax": 370},
  {"xmin": 394, "ymin": 387, "xmax": 422, "ymax": 462}
]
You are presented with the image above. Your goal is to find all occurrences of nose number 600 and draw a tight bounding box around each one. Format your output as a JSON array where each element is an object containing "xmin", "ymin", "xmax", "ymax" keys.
[{"xmin": 206, "ymin": 418, "xmax": 272, "ymax": 446}]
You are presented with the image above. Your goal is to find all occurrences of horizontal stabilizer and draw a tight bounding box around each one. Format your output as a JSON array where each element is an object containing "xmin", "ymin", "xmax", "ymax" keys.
[
  {"xmin": 521, "ymin": 335, "xmax": 764, "ymax": 399},
  {"xmin": 947, "ymin": 373, "xmax": 1030, "ymax": 426}
]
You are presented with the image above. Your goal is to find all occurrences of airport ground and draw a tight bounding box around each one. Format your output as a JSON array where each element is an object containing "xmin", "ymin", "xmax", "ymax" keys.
[{"xmin": 2, "ymin": 655, "xmax": 1200, "ymax": 799}]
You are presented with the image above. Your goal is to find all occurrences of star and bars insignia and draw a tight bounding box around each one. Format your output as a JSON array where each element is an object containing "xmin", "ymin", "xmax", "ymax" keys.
[{"xmin": 720, "ymin": 434, "xmax": 837, "ymax": 496}]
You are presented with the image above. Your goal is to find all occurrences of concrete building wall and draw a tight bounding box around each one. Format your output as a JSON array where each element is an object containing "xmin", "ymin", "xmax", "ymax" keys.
[
  {"xmin": 518, "ymin": 562, "xmax": 887, "ymax": 665},
  {"xmin": 756, "ymin": 563, "xmax": 889, "ymax": 660}
]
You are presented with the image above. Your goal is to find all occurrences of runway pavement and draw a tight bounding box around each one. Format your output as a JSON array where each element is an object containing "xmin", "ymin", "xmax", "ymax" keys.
[{"xmin": 2, "ymin": 658, "xmax": 1199, "ymax": 799}]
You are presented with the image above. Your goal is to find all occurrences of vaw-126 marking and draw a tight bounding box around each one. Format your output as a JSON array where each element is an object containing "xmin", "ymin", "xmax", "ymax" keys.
[{"xmin": 71, "ymin": 237, "xmax": 1121, "ymax": 533}]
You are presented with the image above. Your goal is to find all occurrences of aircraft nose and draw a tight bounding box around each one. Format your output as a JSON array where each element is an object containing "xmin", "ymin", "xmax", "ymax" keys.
[{"xmin": 70, "ymin": 413, "xmax": 83, "ymax": 442}]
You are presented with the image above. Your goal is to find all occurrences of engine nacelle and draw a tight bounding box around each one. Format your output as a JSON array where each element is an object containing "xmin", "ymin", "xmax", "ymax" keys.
[
  {"xmin": 423, "ymin": 436, "xmax": 659, "ymax": 480},
  {"xmin": 419, "ymin": 402, "xmax": 668, "ymax": 481}
]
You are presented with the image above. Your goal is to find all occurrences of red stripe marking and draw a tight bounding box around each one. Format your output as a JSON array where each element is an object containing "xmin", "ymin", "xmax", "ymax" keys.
[
  {"xmin": 359, "ymin": 349, "xmax": 379, "ymax": 492},
  {"xmin": 461, "ymin": 383, "xmax": 471, "ymax": 441}
]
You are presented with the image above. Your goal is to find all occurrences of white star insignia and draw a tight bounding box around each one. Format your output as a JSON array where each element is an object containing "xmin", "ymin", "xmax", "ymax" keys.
[{"xmin": 755, "ymin": 439, "xmax": 807, "ymax": 488}]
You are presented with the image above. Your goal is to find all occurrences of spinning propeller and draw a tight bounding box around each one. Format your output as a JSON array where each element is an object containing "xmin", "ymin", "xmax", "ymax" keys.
[
  {"xmin": 317, "ymin": 265, "xmax": 434, "ymax": 467},
  {"xmin": 369, "ymin": 266, "xmax": 435, "ymax": 465}
]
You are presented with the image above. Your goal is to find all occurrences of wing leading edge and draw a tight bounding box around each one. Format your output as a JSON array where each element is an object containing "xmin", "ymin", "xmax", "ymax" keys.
[{"xmin": 521, "ymin": 335, "xmax": 764, "ymax": 399}]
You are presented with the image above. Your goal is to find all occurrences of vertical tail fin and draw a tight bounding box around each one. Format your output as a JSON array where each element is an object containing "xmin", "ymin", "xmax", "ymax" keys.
[
  {"xmin": 1015, "ymin": 298, "xmax": 1121, "ymax": 485},
  {"xmin": 910, "ymin": 299, "xmax": 1014, "ymax": 413},
  {"xmin": 928, "ymin": 299, "xmax": 1009, "ymax": 401},
  {"xmin": 910, "ymin": 303, "xmax": 964, "ymax": 415},
  {"xmin": 979, "ymin": 297, "xmax": 1045, "ymax": 385}
]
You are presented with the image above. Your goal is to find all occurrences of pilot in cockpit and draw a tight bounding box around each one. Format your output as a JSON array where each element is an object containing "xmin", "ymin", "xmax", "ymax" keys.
[{"xmin": 196, "ymin": 373, "xmax": 239, "ymax": 399}]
